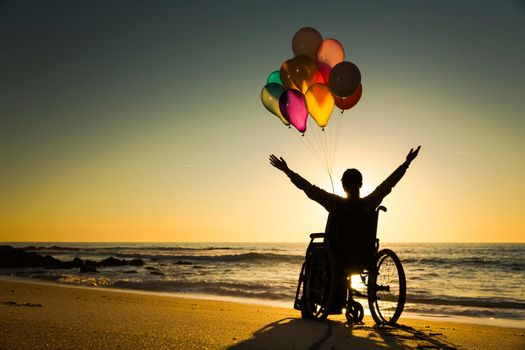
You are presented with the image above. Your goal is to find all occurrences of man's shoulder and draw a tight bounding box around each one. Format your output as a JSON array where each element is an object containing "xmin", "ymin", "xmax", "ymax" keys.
[{"xmin": 341, "ymin": 196, "xmax": 376, "ymax": 212}]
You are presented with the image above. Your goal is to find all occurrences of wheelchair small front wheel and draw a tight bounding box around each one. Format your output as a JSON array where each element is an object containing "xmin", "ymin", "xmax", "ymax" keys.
[
  {"xmin": 345, "ymin": 300, "xmax": 364, "ymax": 323},
  {"xmin": 368, "ymin": 249, "xmax": 406, "ymax": 325},
  {"xmin": 302, "ymin": 246, "xmax": 336, "ymax": 320}
]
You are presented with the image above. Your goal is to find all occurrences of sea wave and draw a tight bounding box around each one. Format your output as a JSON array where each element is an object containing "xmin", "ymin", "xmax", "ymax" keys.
[
  {"xmin": 406, "ymin": 294, "xmax": 525, "ymax": 310},
  {"xmin": 21, "ymin": 245, "xmax": 287, "ymax": 252},
  {"xmin": 109, "ymin": 252, "xmax": 304, "ymax": 264},
  {"xmin": 110, "ymin": 279, "xmax": 294, "ymax": 300},
  {"xmin": 402, "ymin": 257, "xmax": 523, "ymax": 270},
  {"xmin": 404, "ymin": 304, "xmax": 525, "ymax": 320}
]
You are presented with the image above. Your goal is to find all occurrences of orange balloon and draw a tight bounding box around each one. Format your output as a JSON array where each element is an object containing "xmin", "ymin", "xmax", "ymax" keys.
[
  {"xmin": 290, "ymin": 55, "xmax": 318, "ymax": 94},
  {"xmin": 316, "ymin": 39, "xmax": 345, "ymax": 82},
  {"xmin": 279, "ymin": 59, "xmax": 299, "ymax": 91},
  {"xmin": 280, "ymin": 55, "xmax": 318, "ymax": 94},
  {"xmin": 334, "ymin": 84, "xmax": 362, "ymax": 110},
  {"xmin": 305, "ymin": 83, "xmax": 335, "ymax": 128}
]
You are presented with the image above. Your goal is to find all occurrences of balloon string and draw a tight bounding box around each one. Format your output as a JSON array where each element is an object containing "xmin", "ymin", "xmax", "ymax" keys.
[
  {"xmin": 319, "ymin": 126, "xmax": 333, "ymax": 193},
  {"xmin": 316, "ymin": 126, "xmax": 330, "ymax": 181},
  {"xmin": 328, "ymin": 117, "xmax": 334, "ymax": 168},
  {"xmin": 332, "ymin": 111, "xmax": 343, "ymax": 169},
  {"xmin": 309, "ymin": 124, "xmax": 325, "ymax": 168},
  {"xmin": 296, "ymin": 127, "xmax": 324, "ymax": 170},
  {"xmin": 313, "ymin": 124, "xmax": 324, "ymax": 167},
  {"xmin": 294, "ymin": 113, "xmax": 344, "ymax": 195},
  {"xmin": 307, "ymin": 125, "xmax": 329, "ymax": 192},
  {"xmin": 296, "ymin": 132, "xmax": 316, "ymax": 162}
]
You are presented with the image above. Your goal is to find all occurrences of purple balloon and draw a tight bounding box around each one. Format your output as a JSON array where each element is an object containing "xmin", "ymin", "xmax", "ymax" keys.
[{"xmin": 279, "ymin": 89, "xmax": 308, "ymax": 133}]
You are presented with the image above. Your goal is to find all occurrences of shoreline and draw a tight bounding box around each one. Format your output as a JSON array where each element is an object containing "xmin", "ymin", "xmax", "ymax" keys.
[
  {"xmin": 2, "ymin": 275, "xmax": 524, "ymax": 330},
  {"xmin": 1, "ymin": 277, "xmax": 524, "ymax": 349}
]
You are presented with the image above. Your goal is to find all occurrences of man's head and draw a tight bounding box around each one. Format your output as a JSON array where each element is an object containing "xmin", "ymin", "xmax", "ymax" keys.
[{"xmin": 341, "ymin": 168, "xmax": 362, "ymax": 195}]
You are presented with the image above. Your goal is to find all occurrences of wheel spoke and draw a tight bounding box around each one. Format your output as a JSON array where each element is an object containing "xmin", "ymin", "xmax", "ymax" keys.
[
  {"xmin": 368, "ymin": 249, "xmax": 406, "ymax": 325},
  {"xmin": 303, "ymin": 246, "xmax": 336, "ymax": 320}
]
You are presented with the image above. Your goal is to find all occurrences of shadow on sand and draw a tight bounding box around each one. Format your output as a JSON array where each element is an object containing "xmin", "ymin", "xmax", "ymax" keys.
[{"xmin": 229, "ymin": 317, "xmax": 457, "ymax": 350}]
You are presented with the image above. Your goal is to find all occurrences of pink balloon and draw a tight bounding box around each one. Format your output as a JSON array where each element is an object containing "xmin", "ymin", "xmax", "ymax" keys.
[{"xmin": 279, "ymin": 89, "xmax": 308, "ymax": 133}]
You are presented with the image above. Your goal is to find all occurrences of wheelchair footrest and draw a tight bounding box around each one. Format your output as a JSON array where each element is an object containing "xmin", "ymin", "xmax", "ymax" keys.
[{"xmin": 351, "ymin": 289, "xmax": 367, "ymax": 299}]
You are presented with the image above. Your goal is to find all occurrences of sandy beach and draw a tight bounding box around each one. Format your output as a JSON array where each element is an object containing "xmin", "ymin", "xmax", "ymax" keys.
[{"xmin": 0, "ymin": 278, "xmax": 522, "ymax": 349}]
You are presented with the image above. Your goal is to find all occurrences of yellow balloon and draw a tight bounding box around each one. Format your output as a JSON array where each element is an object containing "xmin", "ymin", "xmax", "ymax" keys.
[{"xmin": 305, "ymin": 83, "xmax": 334, "ymax": 127}]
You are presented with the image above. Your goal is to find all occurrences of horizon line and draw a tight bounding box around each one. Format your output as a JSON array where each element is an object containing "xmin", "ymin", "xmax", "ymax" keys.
[{"xmin": 1, "ymin": 241, "xmax": 524, "ymax": 244}]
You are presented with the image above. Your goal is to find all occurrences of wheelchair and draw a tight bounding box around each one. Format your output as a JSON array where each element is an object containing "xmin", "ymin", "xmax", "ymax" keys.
[{"xmin": 293, "ymin": 206, "xmax": 406, "ymax": 325}]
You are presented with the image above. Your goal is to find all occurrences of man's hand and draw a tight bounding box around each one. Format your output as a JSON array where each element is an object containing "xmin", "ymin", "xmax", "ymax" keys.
[
  {"xmin": 269, "ymin": 154, "xmax": 289, "ymax": 173},
  {"xmin": 406, "ymin": 146, "xmax": 421, "ymax": 164}
]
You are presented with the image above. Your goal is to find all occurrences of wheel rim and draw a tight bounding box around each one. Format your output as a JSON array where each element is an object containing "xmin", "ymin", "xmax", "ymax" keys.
[
  {"xmin": 373, "ymin": 253, "xmax": 401, "ymax": 322},
  {"xmin": 305, "ymin": 248, "xmax": 333, "ymax": 318}
]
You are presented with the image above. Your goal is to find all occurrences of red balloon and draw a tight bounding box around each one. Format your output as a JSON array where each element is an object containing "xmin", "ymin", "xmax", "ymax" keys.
[
  {"xmin": 315, "ymin": 70, "xmax": 325, "ymax": 84},
  {"xmin": 329, "ymin": 61, "xmax": 361, "ymax": 98},
  {"xmin": 334, "ymin": 84, "xmax": 362, "ymax": 110},
  {"xmin": 292, "ymin": 27, "xmax": 323, "ymax": 59},
  {"xmin": 316, "ymin": 62, "xmax": 331, "ymax": 86}
]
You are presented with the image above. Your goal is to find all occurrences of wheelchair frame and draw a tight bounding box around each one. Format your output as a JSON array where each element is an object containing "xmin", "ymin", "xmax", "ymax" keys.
[{"xmin": 293, "ymin": 206, "xmax": 407, "ymax": 324}]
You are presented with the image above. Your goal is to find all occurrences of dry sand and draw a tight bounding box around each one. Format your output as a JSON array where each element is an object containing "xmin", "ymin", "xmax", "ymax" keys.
[{"xmin": 0, "ymin": 278, "xmax": 523, "ymax": 349}]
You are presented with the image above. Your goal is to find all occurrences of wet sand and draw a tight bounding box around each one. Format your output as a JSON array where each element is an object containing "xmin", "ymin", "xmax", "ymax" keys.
[{"xmin": 0, "ymin": 278, "xmax": 523, "ymax": 349}]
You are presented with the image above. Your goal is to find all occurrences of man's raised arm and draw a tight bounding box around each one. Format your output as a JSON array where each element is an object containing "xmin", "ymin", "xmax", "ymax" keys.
[
  {"xmin": 369, "ymin": 146, "xmax": 421, "ymax": 205},
  {"xmin": 269, "ymin": 154, "xmax": 336, "ymax": 211}
]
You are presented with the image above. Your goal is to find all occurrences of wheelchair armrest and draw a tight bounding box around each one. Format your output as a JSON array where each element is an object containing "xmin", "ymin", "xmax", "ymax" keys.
[
  {"xmin": 309, "ymin": 233, "xmax": 326, "ymax": 239},
  {"xmin": 377, "ymin": 205, "xmax": 387, "ymax": 212}
]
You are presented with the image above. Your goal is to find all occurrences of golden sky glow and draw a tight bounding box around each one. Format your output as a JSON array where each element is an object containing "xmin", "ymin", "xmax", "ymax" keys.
[{"xmin": 1, "ymin": 1, "xmax": 524, "ymax": 242}]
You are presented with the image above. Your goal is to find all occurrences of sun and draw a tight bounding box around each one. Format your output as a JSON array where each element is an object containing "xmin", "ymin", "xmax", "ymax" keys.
[
  {"xmin": 360, "ymin": 182, "xmax": 373, "ymax": 197},
  {"xmin": 326, "ymin": 181, "xmax": 374, "ymax": 197}
]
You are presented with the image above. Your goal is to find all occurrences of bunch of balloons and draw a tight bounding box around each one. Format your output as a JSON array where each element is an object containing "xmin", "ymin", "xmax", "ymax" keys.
[{"xmin": 261, "ymin": 27, "xmax": 362, "ymax": 133}]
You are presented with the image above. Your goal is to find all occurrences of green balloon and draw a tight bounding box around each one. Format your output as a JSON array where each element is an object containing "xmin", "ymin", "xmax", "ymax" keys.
[{"xmin": 267, "ymin": 71, "xmax": 283, "ymax": 86}]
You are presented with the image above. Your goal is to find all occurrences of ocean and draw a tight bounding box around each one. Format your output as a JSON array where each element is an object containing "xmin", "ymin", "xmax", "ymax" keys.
[{"xmin": 1, "ymin": 242, "xmax": 524, "ymax": 327}]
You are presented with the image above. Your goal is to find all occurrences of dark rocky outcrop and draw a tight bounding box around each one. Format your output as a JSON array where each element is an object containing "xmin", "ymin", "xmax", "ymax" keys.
[
  {"xmin": 0, "ymin": 246, "xmax": 82, "ymax": 269},
  {"xmin": 80, "ymin": 262, "xmax": 98, "ymax": 273},
  {"xmin": 0, "ymin": 246, "xmax": 144, "ymax": 271},
  {"xmin": 21, "ymin": 245, "xmax": 80, "ymax": 251},
  {"xmin": 98, "ymin": 257, "xmax": 125, "ymax": 267},
  {"xmin": 128, "ymin": 259, "xmax": 143, "ymax": 266}
]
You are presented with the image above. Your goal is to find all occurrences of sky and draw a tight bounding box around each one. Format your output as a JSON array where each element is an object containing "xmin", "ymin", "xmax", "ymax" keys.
[{"xmin": 1, "ymin": 0, "xmax": 524, "ymax": 243}]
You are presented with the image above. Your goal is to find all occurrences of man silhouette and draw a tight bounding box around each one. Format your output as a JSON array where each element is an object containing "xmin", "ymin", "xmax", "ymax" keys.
[{"xmin": 269, "ymin": 146, "xmax": 421, "ymax": 312}]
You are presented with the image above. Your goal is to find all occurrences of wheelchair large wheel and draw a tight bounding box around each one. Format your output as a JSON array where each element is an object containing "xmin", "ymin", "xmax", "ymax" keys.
[
  {"xmin": 302, "ymin": 246, "xmax": 336, "ymax": 320},
  {"xmin": 368, "ymin": 249, "xmax": 406, "ymax": 325}
]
